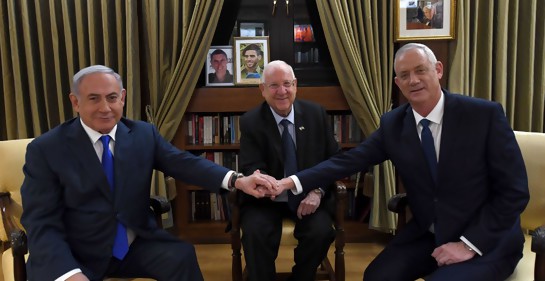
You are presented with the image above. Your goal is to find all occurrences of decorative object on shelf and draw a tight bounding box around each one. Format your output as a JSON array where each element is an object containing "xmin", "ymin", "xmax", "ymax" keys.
[
  {"xmin": 294, "ymin": 24, "xmax": 315, "ymax": 42},
  {"xmin": 206, "ymin": 46, "xmax": 234, "ymax": 86},
  {"xmin": 238, "ymin": 22, "xmax": 266, "ymax": 37},
  {"xmin": 233, "ymin": 36, "xmax": 270, "ymax": 85},
  {"xmin": 395, "ymin": 0, "xmax": 456, "ymax": 41}
]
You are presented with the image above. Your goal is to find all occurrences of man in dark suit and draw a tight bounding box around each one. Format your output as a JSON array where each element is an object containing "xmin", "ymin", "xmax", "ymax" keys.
[
  {"xmin": 238, "ymin": 60, "xmax": 341, "ymax": 281},
  {"xmin": 20, "ymin": 65, "xmax": 276, "ymax": 281},
  {"xmin": 277, "ymin": 43, "xmax": 529, "ymax": 280}
]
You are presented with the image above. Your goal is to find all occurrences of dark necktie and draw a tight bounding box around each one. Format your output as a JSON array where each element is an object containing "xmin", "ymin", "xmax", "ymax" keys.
[
  {"xmin": 420, "ymin": 119, "xmax": 438, "ymax": 184},
  {"xmin": 280, "ymin": 119, "xmax": 300, "ymax": 211},
  {"xmin": 100, "ymin": 135, "xmax": 129, "ymax": 260}
]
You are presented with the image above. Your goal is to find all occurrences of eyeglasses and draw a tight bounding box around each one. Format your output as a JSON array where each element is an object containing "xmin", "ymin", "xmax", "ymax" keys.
[{"xmin": 264, "ymin": 80, "xmax": 296, "ymax": 90}]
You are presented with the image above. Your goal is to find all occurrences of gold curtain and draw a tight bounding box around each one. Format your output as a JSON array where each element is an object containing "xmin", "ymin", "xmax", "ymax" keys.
[
  {"xmin": 449, "ymin": 0, "xmax": 545, "ymax": 132},
  {"xmin": 143, "ymin": 0, "xmax": 224, "ymax": 199},
  {"xmin": 0, "ymin": 1, "xmax": 223, "ymax": 213},
  {"xmin": 315, "ymin": 1, "xmax": 396, "ymax": 232},
  {"xmin": 0, "ymin": 1, "xmax": 140, "ymax": 139}
]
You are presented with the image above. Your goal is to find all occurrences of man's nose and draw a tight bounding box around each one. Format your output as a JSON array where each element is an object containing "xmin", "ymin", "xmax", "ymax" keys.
[
  {"xmin": 409, "ymin": 72, "xmax": 420, "ymax": 85},
  {"xmin": 98, "ymin": 99, "xmax": 111, "ymax": 111}
]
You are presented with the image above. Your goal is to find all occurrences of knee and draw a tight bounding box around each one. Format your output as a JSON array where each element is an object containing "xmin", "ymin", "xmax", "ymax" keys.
[{"xmin": 166, "ymin": 242, "xmax": 198, "ymax": 265}]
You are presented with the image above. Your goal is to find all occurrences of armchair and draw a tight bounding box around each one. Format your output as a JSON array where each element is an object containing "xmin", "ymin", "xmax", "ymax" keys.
[
  {"xmin": 0, "ymin": 139, "xmax": 170, "ymax": 281},
  {"xmin": 387, "ymin": 131, "xmax": 545, "ymax": 281},
  {"xmin": 229, "ymin": 181, "xmax": 347, "ymax": 281}
]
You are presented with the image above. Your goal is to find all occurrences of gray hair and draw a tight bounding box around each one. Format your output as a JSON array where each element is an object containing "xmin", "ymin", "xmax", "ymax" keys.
[
  {"xmin": 71, "ymin": 65, "xmax": 123, "ymax": 96},
  {"xmin": 394, "ymin": 43, "xmax": 438, "ymax": 67},
  {"xmin": 261, "ymin": 60, "xmax": 296, "ymax": 83}
]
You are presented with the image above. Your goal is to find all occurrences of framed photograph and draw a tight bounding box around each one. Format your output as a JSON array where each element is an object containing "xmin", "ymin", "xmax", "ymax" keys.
[
  {"xmin": 205, "ymin": 46, "xmax": 234, "ymax": 86},
  {"xmin": 395, "ymin": 0, "xmax": 456, "ymax": 41},
  {"xmin": 233, "ymin": 37, "xmax": 270, "ymax": 85},
  {"xmin": 238, "ymin": 22, "xmax": 266, "ymax": 37}
]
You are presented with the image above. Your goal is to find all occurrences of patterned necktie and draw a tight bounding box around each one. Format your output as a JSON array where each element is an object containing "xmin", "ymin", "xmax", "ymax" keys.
[
  {"xmin": 280, "ymin": 119, "xmax": 300, "ymax": 211},
  {"xmin": 420, "ymin": 119, "xmax": 438, "ymax": 184},
  {"xmin": 100, "ymin": 135, "xmax": 129, "ymax": 260}
]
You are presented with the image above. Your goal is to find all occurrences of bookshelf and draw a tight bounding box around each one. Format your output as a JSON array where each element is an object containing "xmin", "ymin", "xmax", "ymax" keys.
[{"xmin": 171, "ymin": 86, "xmax": 386, "ymax": 243}]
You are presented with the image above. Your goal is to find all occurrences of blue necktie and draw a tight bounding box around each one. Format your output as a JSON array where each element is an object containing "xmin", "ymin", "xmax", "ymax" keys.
[
  {"xmin": 100, "ymin": 135, "xmax": 129, "ymax": 260},
  {"xmin": 280, "ymin": 119, "xmax": 300, "ymax": 211},
  {"xmin": 420, "ymin": 119, "xmax": 438, "ymax": 184}
]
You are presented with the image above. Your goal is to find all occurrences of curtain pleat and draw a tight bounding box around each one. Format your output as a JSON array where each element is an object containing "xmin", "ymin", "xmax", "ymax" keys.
[
  {"xmin": 449, "ymin": 0, "xmax": 545, "ymax": 132},
  {"xmin": 0, "ymin": 0, "xmax": 224, "ymax": 214},
  {"xmin": 316, "ymin": 0, "xmax": 396, "ymax": 232}
]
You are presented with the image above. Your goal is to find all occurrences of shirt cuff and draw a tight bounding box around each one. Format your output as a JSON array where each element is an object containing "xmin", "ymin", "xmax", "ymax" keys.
[
  {"xmin": 289, "ymin": 175, "xmax": 303, "ymax": 195},
  {"xmin": 460, "ymin": 236, "xmax": 483, "ymax": 256},
  {"xmin": 55, "ymin": 269, "xmax": 82, "ymax": 281},
  {"xmin": 221, "ymin": 171, "xmax": 235, "ymax": 190}
]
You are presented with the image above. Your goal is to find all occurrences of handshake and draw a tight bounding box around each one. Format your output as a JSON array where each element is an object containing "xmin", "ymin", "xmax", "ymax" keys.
[{"xmin": 234, "ymin": 170, "xmax": 294, "ymax": 199}]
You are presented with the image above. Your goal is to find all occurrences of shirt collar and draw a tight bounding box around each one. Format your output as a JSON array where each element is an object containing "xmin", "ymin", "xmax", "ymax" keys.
[
  {"xmin": 79, "ymin": 118, "xmax": 118, "ymax": 144},
  {"xmin": 413, "ymin": 90, "xmax": 444, "ymax": 126},
  {"xmin": 270, "ymin": 105, "xmax": 295, "ymax": 125}
]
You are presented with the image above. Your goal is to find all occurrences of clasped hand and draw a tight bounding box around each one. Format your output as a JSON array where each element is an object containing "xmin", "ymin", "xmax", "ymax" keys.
[{"xmin": 234, "ymin": 170, "xmax": 278, "ymax": 198}]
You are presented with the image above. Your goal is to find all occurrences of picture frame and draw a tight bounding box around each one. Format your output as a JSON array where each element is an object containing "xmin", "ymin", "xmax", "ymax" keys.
[
  {"xmin": 395, "ymin": 0, "xmax": 456, "ymax": 41},
  {"xmin": 233, "ymin": 37, "xmax": 270, "ymax": 85},
  {"xmin": 238, "ymin": 22, "xmax": 266, "ymax": 37},
  {"xmin": 205, "ymin": 46, "xmax": 235, "ymax": 86}
]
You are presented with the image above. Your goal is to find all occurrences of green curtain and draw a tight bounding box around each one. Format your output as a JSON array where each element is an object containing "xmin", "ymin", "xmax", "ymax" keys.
[
  {"xmin": 449, "ymin": 0, "xmax": 545, "ymax": 132},
  {"xmin": 315, "ymin": 1, "xmax": 396, "ymax": 232}
]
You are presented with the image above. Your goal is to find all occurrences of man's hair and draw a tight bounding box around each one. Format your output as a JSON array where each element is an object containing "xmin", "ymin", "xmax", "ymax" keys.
[
  {"xmin": 210, "ymin": 49, "xmax": 228, "ymax": 60},
  {"xmin": 261, "ymin": 60, "xmax": 296, "ymax": 83},
  {"xmin": 71, "ymin": 65, "xmax": 123, "ymax": 96},
  {"xmin": 242, "ymin": 44, "xmax": 263, "ymax": 56},
  {"xmin": 394, "ymin": 43, "xmax": 438, "ymax": 67}
]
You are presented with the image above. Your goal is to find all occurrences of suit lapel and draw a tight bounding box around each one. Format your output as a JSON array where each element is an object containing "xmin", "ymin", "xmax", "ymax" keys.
[
  {"xmin": 293, "ymin": 101, "xmax": 307, "ymax": 171},
  {"xmin": 437, "ymin": 92, "xmax": 463, "ymax": 183},
  {"xmin": 260, "ymin": 103, "xmax": 283, "ymax": 159},
  {"xmin": 65, "ymin": 118, "xmax": 113, "ymax": 201},
  {"xmin": 113, "ymin": 121, "xmax": 133, "ymax": 205}
]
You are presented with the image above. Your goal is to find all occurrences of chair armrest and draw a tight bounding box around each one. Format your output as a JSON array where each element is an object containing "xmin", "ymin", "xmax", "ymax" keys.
[
  {"xmin": 0, "ymin": 192, "xmax": 27, "ymax": 281},
  {"xmin": 387, "ymin": 193, "xmax": 408, "ymax": 213},
  {"xmin": 149, "ymin": 195, "xmax": 171, "ymax": 228},
  {"xmin": 533, "ymin": 225, "xmax": 545, "ymax": 254},
  {"xmin": 532, "ymin": 225, "xmax": 545, "ymax": 281},
  {"xmin": 333, "ymin": 181, "xmax": 347, "ymax": 229},
  {"xmin": 149, "ymin": 195, "xmax": 171, "ymax": 216},
  {"xmin": 387, "ymin": 193, "xmax": 408, "ymax": 233}
]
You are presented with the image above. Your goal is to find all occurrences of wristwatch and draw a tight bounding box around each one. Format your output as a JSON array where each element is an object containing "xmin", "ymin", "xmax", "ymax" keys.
[
  {"xmin": 229, "ymin": 172, "xmax": 243, "ymax": 191},
  {"xmin": 312, "ymin": 188, "xmax": 324, "ymax": 198}
]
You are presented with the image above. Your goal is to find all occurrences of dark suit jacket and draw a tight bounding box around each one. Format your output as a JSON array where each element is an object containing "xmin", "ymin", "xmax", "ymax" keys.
[
  {"xmin": 296, "ymin": 91, "xmax": 529, "ymax": 258},
  {"xmin": 21, "ymin": 117, "xmax": 230, "ymax": 280},
  {"xmin": 239, "ymin": 99, "xmax": 340, "ymax": 204}
]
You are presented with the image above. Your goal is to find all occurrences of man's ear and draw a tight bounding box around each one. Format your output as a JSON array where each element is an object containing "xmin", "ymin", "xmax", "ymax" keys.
[{"xmin": 69, "ymin": 93, "xmax": 79, "ymax": 112}]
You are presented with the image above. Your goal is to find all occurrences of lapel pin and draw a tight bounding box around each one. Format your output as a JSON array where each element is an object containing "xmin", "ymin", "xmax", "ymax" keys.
[{"xmin": 299, "ymin": 126, "xmax": 305, "ymax": 131}]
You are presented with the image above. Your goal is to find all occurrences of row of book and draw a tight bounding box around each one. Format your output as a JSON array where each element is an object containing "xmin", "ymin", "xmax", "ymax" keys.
[
  {"xmin": 189, "ymin": 187, "xmax": 371, "ymax": 222},
  {"xmin": 191, "ymin": 190, "xmax": 231, "ymax": 221},
  {"xmin": 187, "ymin": 114, "xmax": 241, "ymax": 145},
  {"xmin": 195, "ymin": 151, "xmax": 239, "ymax": 171},
  {"xmin": 186, "ymin": 113, "xmax": 364, "ymax": 145}
]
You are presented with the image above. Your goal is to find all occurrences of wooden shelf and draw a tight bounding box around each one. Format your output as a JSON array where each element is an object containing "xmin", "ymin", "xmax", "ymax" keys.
[
  {"xmin": 179, "ymin": 142, "xmax": 359, "ymax": 151},
  {"xmin": 186, "ymin": 86, "xmax": 348, "ymax": 113}
]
